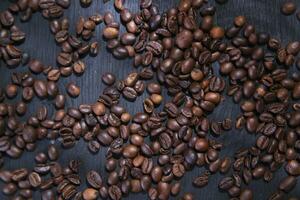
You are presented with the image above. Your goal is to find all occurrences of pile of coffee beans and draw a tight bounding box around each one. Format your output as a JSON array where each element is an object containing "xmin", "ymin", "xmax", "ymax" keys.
[{"xmin": 0, "ymin": 0, "xmax": 299, "ymax": 199}]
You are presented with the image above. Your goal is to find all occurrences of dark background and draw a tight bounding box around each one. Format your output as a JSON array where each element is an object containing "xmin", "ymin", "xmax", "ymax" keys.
[{"xmin": 0, "ymin": 0, "xmax": 299, "ymax": 199}]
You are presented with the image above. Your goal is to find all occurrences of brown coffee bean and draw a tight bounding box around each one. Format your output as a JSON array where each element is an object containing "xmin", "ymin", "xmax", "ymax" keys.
[
  {"xmin": 92, "ymin": 102, "xmax": 106, "ymax": 116},
  {"xmin": 86, "ymin": 170, "xmax": 103, "ymax": 189},
  {"xmin": 2, "ymin": 183, "xmax": 17, "ymax": 195},
  {"xmin": 285, "ymin": 160, "xmax": 300, "ymax": 175},
  {"xmin": 28, "ymin": 59, "xmax": 44, "ymax": 74},
  {"xmin": 210, "ymin": 26, "xmax": 225, "ymax": 39},
  {"xmin": 172, "ymin": 163, "xmax": 185, "ymax": 178},
  {"xmin": 6, "ymin": 84, "xmax": 18, "ymax": 98},
  {"xmin": 176, "ymin": 29, "xmax": 193, "ymax": 49},
  {"xmin": 48, "ymin": 145, "xmax": 59, "ymax": 161},
  {"xmin": 279, "ymin": 176, "xmax": 297, "ymax": 192},
  {"xmin": 281, "ymin": 1, "xmax": 297, "ymax": 15},
  {"xmin": 66, "ymin": 82, "xmax": 80, "ymax": 97},
  {"xmin": 193, "ymin": 171, "xmax": 209, "ymax": 188},
  {"xmin": 28, "ymin": 172, "xmax": 41, "ymax": 187},
  {"xmin": 123, "ymin": 144, "xmax": 138, "ymax": 158},
  {"xmin": 55, "ymin": 94, "xmax": 65, "ymax": 109},
  {"xmin": 108, "ymin": 185, "xmax": 122, "ymax": 200},
  {"xmin": 82, "ymin": 188, "xmax": 98, "ymax": 200},
  {"xmin": 239, "ymin": 189, "xmax": 253, "ymax": 200},
  {"xmin": 33, "ymin": 80, "xmax": 47, "ymax": 98},
  {"xmin": 102, "ymin": 73, "xmax": 116, "ymax": 85}
]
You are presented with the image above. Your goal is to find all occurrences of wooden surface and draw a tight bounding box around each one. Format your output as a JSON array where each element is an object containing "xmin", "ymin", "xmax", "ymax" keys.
[{"xmin": 0, "ymin": 0, "xmax": 299, "ymax": 199}]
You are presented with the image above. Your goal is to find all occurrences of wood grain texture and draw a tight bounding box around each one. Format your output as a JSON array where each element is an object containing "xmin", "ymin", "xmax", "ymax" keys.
[{"xmin": 0, "ymin": 0, "xmax": 299, "ymax": 199}]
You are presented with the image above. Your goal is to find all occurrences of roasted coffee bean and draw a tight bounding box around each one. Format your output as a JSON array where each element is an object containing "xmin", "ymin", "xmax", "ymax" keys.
[
  {"xmin": 82, "ymin": 188, "xmax": 98, "ymax": 200},
  {"xmin": 34, "ymin": 80, "xmax": 47, "ymax": 98},
  {"xmin": 80, "ymin": 0, "xmax": 92, "ymax": 7},
  {"xmin": 219, "ymin": 176, "xmax": 234, "ymax": 191},
  {"xmin": 102, "ymin": 73, "xmax": 116, "ymax": 85},
  {"xmin": 2, "ymin": 183, "xmax": 17, "ymax": 195},
  {"xmin": 239, "ymin": 189, "xmax": 253, "ymax": 200},
  {"xmin": 86, "ymin": 170, "xmax": 103, "ymax": 189},
  {"xmin": 73, "ymin": 60, "xmax": 86, "ymax": 75},
  {"xmin": 122, "ymin": 87, "xmax": 137, "ymax": 101},
  {"xmin": 176, "ymin": 29, "xmax": 193, "ymax": 49},
  {"xmin": 28, "ymin": 59, "xmax": 44, "ymax": 74},
  {"xmin": 279, "ymin": 176, "xmax": 297, "ymax": 192},
  {"xmin": 48, "ymin": 145, "xmax": 59, "ymax": 161},
  {"xmin": 88, "ymin": 140, "xmax": 100, "ymax": 153},
  {"xmin": 0, "ymin": 10, "xmax": 14, "ymax": 27},
  {"xmin": 66, "ymin": 82, "xmax": 80, "ymax": 97},
  {"xmin": 55, "ymin": 94, "xmax": 65, "ymax": 109},
  {"xmin": 108, "ymin": 185, "xmax": 122, "ymax": 200},
  {"xmin": 103, "ymin": 27, "xmax": 119, "ymax": 39},
  {"xmin": 5, "ymin": 84, "xmax": 18, "ymax": 99},
  {"xmin": 28, "ymin": 172, "xmax": 41, "ymax": 187},
  {"xmin": 193, "ymin": 171, "xmax": 209, "ymax": 188},
  {"xmin": 281, "ymin": 1, "xmax": 296, "ymax": 15}
]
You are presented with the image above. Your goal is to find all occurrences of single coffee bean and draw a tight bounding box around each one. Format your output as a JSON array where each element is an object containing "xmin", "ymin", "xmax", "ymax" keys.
[
  {"xmin": 48, "ymin": 145, "xmax": 59, "ymax": 161},
  {"xmin": 176, "ymin": 29, "xmax": 193, "ymax": 49},
  {"xmin": 28, "ymin": 172, "xmax": 42, "ymax": 187},
  {"xmin": 239, "ymin": 189, "xmax": 253, "ymax": 200},
  {"xmin": 34, "ymin": 80, "xmax": 47, "ymax": 98},
  {"xmin": 102, "ymin": 73, "xmax": 116, "ymax": 85},
  {"xmin": 281, "ymin": 1, "xmax": 297, "ymax": 15},
  {"xmin": 80, "ymin": 0, "xmax": 92, "ymax": 7},
  {"xmin": 86, "ymin": 170, "xmax": 103, "ymax": 189},
  {"xmin": 2, "ymin": 183, "xmax": 17, "ymax": 195},
  {"xmin": 6, "ymin": 84, "xmax": 18, "ymax": 98},
  {"xmin": 193, "ymin": 171, "xmax": 209, "ymax": 188},
  {"xmin": 66, "ymin": 82, "xmax": 80, "ymax": 97},
  {"xmin": 28, "ymin": 59, "xmax": 44, "ymax": 74},
  {"xmin": 279, "ymin": 176, "xmax": 297, "ymax": 192},
  {"xmin": 82, "ymin": 188, "xmax": 99, "ymax": 200}
]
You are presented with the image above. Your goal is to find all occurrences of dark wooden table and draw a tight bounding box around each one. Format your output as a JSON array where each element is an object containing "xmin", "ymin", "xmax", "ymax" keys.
[{"xmin": 0, "ymin": 0, "xmax": 299, "ymax": 199}]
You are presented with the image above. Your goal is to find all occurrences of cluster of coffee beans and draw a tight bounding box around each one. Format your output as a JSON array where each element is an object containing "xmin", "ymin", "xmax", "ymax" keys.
[{"xmin": 0, "ymin": 0, "xmax": 300, "ymax": 200}]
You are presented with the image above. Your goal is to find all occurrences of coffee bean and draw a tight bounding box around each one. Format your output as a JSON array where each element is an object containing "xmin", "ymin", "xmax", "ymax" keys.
[
  {"xmin": 80, "ymin": 0, "xmax": 92, "ymax": 7},
  {"xmin": 66, "ymin": 82, "xmax": 80, "ymax": 97},
  {"xmin": 88, "ymin": 140, "xmax": 100, "ymax": 153},
  {"xmin": 171, "ymin": 182, "xmax": 181, "ymax": 196},
  {"xmin": 73, "ymin": 60, "xmax": 86, "ymax": 75},
  {"xmin": 6, "ymin": 84, "xmax": 18, "ymax": 98},
  {"xmin": 172, "ymin": 163, "xmax": 185, "ymax": 178},
  {"xmin": 108, "ymin": 185, "xmax": 122, "ymax": 200},
  {"xmin": 2, "ymin": 183, "xmax": 17, "ymax": 195},
  {"xmin": 239, "ymin": 189, "xmax": 253, "ymax": 200},
  {"xmin": 176, "ymin": 29, "xmax": 193, "ymax": 49},
  {"xmin": 55, "ymin": 94, "xmax": 65, "ymax": 109},
  {"xmin": 48, "ymin": 145, "xmax": 59, "ymax": 161},
  {"xmin": 0, "ymin": 10, "xmax": 14, "ymax": 27},
  {"xmin": 28, "ymin": 172, "xmax": 41, "ymax": 187},
  {"xmin": 279, "ymin": 176, "xmax": 297, "ymax": 192},
  {"xmin": 102, "ymin": 73, "xmax": 115, "ymax": 86},
  {"xmin": 28, "ymin": 59, "xmax": 44, "ymax": 74},
  {"xmin": 122, "ymin": 87, "xmax": 137, "ymax": 101},
  {"xmin": 86, "ymin": 170, "xmax": 103, "ymax": 189},
  {"xmin": 193, "ymin": 171, "xmax": 210, "ymax": 188},
  {"xmin": 33, "ymin": 80, "xmax": 47, "ymax": 98},
  {"xmin": 210, "ymin": 26, "xmax": 225, "ymax": 39},
  {"xmin": 82, "ymin": 188, "xmax": 98, "ymax": 200},
  {"xmin": 281, "ymin": 1, "xmax": 296, "ymax": 15},
  {"xmin": 103, "ymin": 27, "xmax": 119, "ymax": 39}
]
